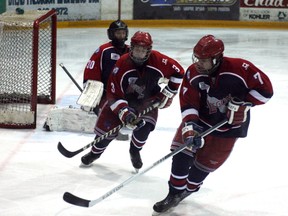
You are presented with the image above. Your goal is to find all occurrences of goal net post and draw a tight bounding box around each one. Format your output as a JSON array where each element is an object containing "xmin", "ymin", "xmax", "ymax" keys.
[{"xmin": 0, "ymin": 9, "xmax": 57, "ymax": 129}]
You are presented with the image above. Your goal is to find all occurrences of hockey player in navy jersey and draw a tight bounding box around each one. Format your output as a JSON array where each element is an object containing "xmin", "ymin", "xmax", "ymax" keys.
[
  {"xmin": 81, "ymin": 31, "xmax": 185, "ymax": 171},
  {"xmin": 153, "ymin": 35, "xmax": 274, "ymax": 214},
  {"xmin": 83, "ymin": 20, "xmax": 129, "ymax": 140},
  {"xmin": 83, "ymin": 20, "xmax": 129, "ymax": 112}
]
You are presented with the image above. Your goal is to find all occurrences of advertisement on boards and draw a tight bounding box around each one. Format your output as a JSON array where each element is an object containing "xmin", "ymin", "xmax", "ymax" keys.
[
  {"xmin": 240, "ymin": 0, "xmax": 288, "ymax": 21},
  {"xmin": 6, "ymin": 0, "xmax": 100, "ymax": 21},
  {"xmin": 133, "ymin": 0, "xmax": 240, "ymax": 20}
]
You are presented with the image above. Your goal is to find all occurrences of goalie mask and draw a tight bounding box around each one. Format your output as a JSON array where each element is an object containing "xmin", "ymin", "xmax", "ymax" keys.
[
  {"xmin": 192, "ymin": 35, "xmax": 224, "ymax": 75},
  {"xmin": 107, "ymin": 20, "xmax": 128, "ymax": 48},
  {"xmin": 129, "ymin": 31, "xmax": 153, "ymax": 66}
]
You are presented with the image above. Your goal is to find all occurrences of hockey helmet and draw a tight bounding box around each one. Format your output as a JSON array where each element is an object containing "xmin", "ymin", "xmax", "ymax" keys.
[
  {"xmin": 129, "ymin": 31, "xmax": 153, "ymax": 65},
  {"xmin": 107, "ymin": 20, "xmax": 128, "ymax": 47},
  {"xmin": 193, "ymin": 35, "xmax": 224, "ymax": 75}
]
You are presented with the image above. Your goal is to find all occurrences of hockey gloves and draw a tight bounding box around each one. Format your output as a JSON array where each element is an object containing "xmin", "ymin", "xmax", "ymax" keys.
[
  {"xmin": 182, "ymin": 121, "xmax": 204, "ymax": 152},
  {"xmin": 226, "ymin": 97, "xmax": 253, "ymax": 125},
  {"xmin": 118, "ymin": 107, "xmax": 145, "ymax": 130},
  {"xmin": 156, "ymin": 86, "xmax": 176, "ymax": 109}
]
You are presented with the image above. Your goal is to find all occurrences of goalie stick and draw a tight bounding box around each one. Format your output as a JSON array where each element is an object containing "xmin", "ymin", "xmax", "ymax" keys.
[
  {"xmin": 60, "ymin": 63, "xmax": 104, "ymax": 109},
  {"xmin": 62, "ymin": 119, "xmax": 228, "ymax": 208},
  {"xmin": 59, "ymin": 63, "xmax": 83, "ymax": 92},
  {"xmin": 57, "ymin": 102, "xmax": 160, "ymax": 158}
]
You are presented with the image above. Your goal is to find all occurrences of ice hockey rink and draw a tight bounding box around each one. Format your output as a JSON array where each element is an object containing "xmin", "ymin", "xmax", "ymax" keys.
[{"xmin": 0, "ymin": 26, "xmax": 288, "ymax": 216}]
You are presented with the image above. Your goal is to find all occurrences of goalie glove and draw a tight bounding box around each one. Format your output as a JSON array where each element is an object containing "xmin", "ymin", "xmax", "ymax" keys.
[
  {"xmin": 182, "ymin": 121, "xmax": 204, "ymax": 152},
  {"xmin": 226, "ymin": 97, "xmax": 253, "ymax": 125},
  {"xmin": 156, "ymin": 86, "xmax": 176, "ymax": 109},
  {"xmin": 118, "ymin": 107, "xmax": 145, "ymax": 130}
]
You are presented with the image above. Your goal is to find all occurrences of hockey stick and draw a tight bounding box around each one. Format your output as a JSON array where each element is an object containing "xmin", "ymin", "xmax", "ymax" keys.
[
  {"xmin": 59, "ymin": 63, "xmax": 83, "ymax": 92},
  {"xmin": 57, "ymin": 102, "xmax": 160, "ymax": 158},
  {"xmin": 63, "ymin": 119, "xmax": 228, "ymax": 207}
]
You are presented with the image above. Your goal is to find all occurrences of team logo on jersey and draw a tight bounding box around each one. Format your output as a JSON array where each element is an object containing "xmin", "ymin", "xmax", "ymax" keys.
[
  {"xmin": 206, "ymin": 95, "xmax": 230, "ymax": 114},
  {"xmin": 127, "ymin": 77, "xmax": 145, "ymax": 99},
  {"xmin": 111, "ymin": 53, "xmax": 120, "ymax": 60},
  {"xmin": 128, "ymin": 77, "xmax": 138, "ymax": 84},
  {"xmin": 199, "ymin": 82, "xmax": 210, "ymax": 92}
]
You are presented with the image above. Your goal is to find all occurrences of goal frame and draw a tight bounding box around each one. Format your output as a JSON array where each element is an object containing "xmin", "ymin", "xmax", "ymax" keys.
[{"xmin": 0, "ymin": 9, "xmax": 57, "ymax": 129}]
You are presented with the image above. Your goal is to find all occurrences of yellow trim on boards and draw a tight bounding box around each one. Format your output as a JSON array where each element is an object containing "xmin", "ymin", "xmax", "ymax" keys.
[{"xmin": 57, "ymin": 19, "xmax": 288, "ymax": 30}]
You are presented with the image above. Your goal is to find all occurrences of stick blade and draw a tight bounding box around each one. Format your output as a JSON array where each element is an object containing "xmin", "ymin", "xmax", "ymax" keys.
[
  {"xmin": 57, "ymin": 142, "xmax": 77, "ymax": 158},
  {"xmin": 63, "ymin": 192, "xmax": 91, "ymax": 207}
]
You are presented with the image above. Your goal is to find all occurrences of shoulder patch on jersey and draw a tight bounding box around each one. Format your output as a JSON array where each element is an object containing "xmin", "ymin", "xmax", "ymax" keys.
[
  {"xmin": 242, "ymin": 62, "xmax": 250, "ymax": 70},
  {"xmin": 162, "ymin": 58, "xmax": 168, "ymax": 65},
  {"xmin": 111, "ymin": 53, "xmax": 120, "ymax": 60},
  {"xmin": 186, "ymin": 70, "xmax": 191, "ymax": 79},
  {"xmin": 94, "ymin": 47, "xmax": 100, "ymax": 54}
]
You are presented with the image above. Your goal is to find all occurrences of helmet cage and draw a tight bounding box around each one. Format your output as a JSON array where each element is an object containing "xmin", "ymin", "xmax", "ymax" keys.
[
  {"xmin": 107, "ymin": 20, "xmax": 128, "ymax": 46},
  {"xmin": 129, "ymin": 31, "xmax": 153, "ymax": 65},
  {"xmin": 129, "ymin": 44, "xmax": 152, "ymax": 65},
  {"xmin": 192, "ymin": 54, "xmax": 222, "ymax": 75}
]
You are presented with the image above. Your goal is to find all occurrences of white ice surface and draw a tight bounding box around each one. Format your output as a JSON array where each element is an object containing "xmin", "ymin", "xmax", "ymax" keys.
[{"xmin": 0, "ymin": 27, "xmax": 287, "ymax": 216}]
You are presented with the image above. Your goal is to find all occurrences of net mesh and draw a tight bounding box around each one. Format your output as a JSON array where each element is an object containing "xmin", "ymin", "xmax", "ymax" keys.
[{"xmin": 0, "ymin": 10, "xmax": 56, "ymax": 128}]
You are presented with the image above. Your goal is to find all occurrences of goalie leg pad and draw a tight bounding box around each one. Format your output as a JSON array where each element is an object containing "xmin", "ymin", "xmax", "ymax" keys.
[{"xmin": 44, "ymin": 106, "xmax": 97, "ymax": 133}]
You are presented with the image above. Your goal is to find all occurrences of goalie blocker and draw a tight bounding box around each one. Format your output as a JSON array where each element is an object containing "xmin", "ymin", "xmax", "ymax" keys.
[{"xmin": 77, "ymin": 80, "xmax": 104, "ymax": 112}]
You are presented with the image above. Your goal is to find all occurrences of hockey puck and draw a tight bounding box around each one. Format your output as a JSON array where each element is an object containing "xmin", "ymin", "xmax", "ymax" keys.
[{"xmin": 16, "ymin": 8, "xmax": 24, "ymax": 15}]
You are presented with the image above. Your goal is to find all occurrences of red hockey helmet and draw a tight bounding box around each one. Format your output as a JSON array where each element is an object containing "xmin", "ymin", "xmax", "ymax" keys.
[
  {"xmin": 193, "ymin": 35, "xmax": 224, "ymax": 59},
  {"xmin": 130, "ymin": 31, "xmax": 153, "ymax": 65},
  {"xmin": 193, "ymin": 35, "xmax": 224, "ymax": 75}
]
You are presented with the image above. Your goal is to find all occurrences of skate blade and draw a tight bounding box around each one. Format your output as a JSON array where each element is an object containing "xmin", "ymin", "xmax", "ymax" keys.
[
  {"xmin": 79, "ymin": 163, "xmax": 93, "ymax": 168},
  {"xmin": 152, "ymin": 211, "xmax": 161, "ymax": 216},
  {"xmin": 132, "ymin": 168, "xmax": 140, "ymax": 174},
  {"xmin": 152, "ymin": 206, "xmax": 175, "ymax": 215}
]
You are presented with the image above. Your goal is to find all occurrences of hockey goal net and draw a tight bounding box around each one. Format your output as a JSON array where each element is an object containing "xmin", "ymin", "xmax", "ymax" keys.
[{"xmin": 0, "ymin": 9, "xmax": 57, "ymax": 129}]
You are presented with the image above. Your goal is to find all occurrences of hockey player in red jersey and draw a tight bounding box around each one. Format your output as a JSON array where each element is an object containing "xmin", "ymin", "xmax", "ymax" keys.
[
  {"xmin": 81, "ymin": 31, "xmax": 185, "ymax": 170},
  {"xmin": 153, "ymin": 35, "xmax": 274, "ymax": 214},
  {"xmin": 83, "ymin": 20, "xmax": 129, "ymax": 113}
]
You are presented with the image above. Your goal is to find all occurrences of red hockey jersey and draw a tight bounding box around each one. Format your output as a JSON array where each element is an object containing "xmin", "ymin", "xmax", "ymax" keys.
[
  {"xmin": 180, "ymin": 57, "xmax": 273, "ymax": 137},
  {"xmin": 107, "ymin": 50, "xmax": 185, "ymax": 115},
  {"xmin": 83, "ymin": 42, "xmax": 129, "ymax": 92}
]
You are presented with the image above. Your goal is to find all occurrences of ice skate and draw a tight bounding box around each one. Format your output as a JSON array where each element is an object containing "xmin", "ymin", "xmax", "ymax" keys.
[
  {"xmin": 129, "ymin": 148, "xmax": 143, "ymax": 172},
  {"xmin": 152, "ymin": 190, "xmax": 191, "ymax": 214},
  {"xmin": 81, "ymin": 151, "xmax": 100, "ymax": 167}
]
